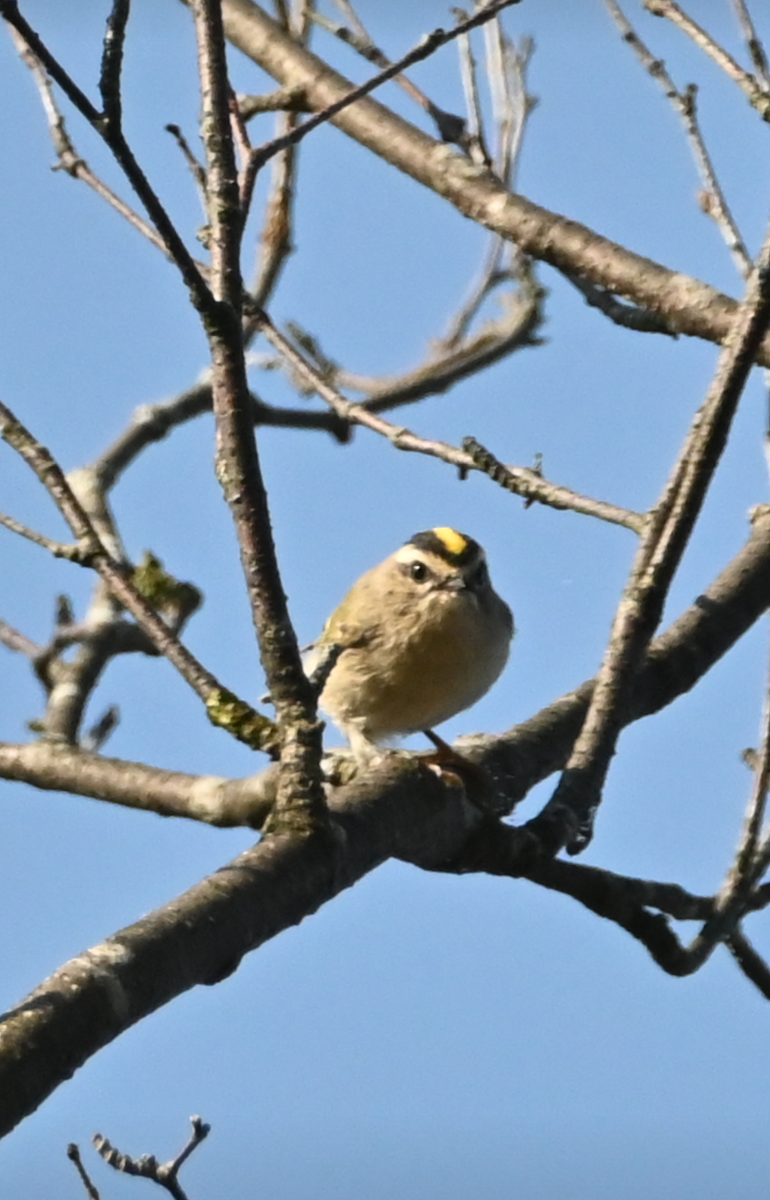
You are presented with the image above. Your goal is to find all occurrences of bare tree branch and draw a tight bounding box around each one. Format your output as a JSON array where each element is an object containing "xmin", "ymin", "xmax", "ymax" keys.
[
  {"xmin": 1, "ymin": 0, "xmax": 211, "ymax": 305},
  {"xmin": 0, "ymin": 398, "xmax": 277, "ymax": 752},
  {"xmin": 214, "ymin": 0, "xmax": 770, "ymax": 365},
  {"xmin": 563, "ymin": 268, "xmax": 679, "ymax": 335},
  {"xmin": 533, "ymin": 220, "xmax": 770, "ymax": 856},
  {"xmin": 93, "ymin": 1115, "xmax": 210, "ymax": 1200},
  {"xmin": 0, "ymin": 509, "xmax": 82, "ymax": 560},
  {"xmin": 731, "ymin": 0, "xmax": 770, "ymax": 92},
  {"xmin": 463, "ymin": 437, "xmax": 644, "ymax": 532},
  {"xmin": 251, "ymin": 306, "xmax": 634, "ymax": 529},
  {"xmin": 246, "ymin": 0, "xmax": 523, "ymax": 173},
  {"xmin": 0, "ymin": 618, "xmax": 40, "ymax": 659},
  {"xmin": 67, "ymin": 1143, "xmax": 101, "ymax": 1200},
  {"xmin": 0, "ymin": 740, "xmax": 277, "ymax": 827},
  {"xmin": 192, "ymin": 0, "xmax": 326, "ymax": 830},
  {"xmin": 91, "ymin": 382, "xmax": 348, "ymax": 495},
  {"xmin": 7, "ymin": 27, "xmax": 171, "ymax": 257},
  {"xmin": 727, "ymin": 927, "xmax": 770, "ymax": 999},
  {"xmin": 605, "ymin": 0, "xmax": 752, "ymax": 277},
  {"xmin": 3, "ymin": 507, "xmax": 770, "ymax": 833},
  {"xmin": 2, "ymin": 499, "xmax": 770, "ymax": 1134},
  {"xmin": 311, "ymin": 2, "xmax": 478, "ymax": 157},
  {"xmin": 645, "ymin": 0, "xmax": 770, "ymax": 121}
]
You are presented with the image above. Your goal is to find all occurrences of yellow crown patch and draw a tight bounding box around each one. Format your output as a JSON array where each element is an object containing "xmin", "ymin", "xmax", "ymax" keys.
[{"xmin": 432, "ymin": 527, "xmax": 468, "ymax": 557}]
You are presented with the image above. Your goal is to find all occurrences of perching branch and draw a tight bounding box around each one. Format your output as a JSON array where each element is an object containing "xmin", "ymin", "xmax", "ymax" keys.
[
  {"xmin": 3, "ymin": 501, "xmax": 770, "ymax": 1134},
  {"xmin": 3, "ymin": 506, "xmax": 770, "ymax": 835}
]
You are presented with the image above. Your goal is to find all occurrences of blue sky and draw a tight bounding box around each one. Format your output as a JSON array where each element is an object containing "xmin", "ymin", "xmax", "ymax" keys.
[{"xmin": 2, "ymin": 2, "xmax": 770, "ymax": 1197}]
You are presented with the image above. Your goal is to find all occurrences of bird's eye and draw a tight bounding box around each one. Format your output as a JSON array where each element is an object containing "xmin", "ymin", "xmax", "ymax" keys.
[{"xmin": 410, "ymin": 560, "xmax": 430, "ymax": 583}]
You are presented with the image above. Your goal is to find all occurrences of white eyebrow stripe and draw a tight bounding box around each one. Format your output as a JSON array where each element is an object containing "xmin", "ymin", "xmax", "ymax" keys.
[{"xmin": 394, "ymin": 546, "xmax": 429, "ymax": 565}]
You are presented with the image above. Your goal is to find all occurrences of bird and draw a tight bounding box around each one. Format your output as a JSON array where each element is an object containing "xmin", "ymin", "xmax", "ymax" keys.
[{"xmin": 306, "ymin": 527, "xmax": 513, "ymax": 761}]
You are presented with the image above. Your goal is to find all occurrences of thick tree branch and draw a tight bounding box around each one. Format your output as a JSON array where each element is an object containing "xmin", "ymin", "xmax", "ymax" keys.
[
  {"xmin": 212, "ymin": 0, "xmax": 770, "ymax": 365},
  {"xmin": 2, "ymin": 507, "xmax": 770, "ymax": 1133},
  {"xmin": 0, "ymin": 741, "xmax": 277, "ymax": 828},
  {"xmin": 0, "ymin": 758, "xmax": 469, "ymax": 1140},
  {"xmin": 245, "ymin": 0, "xmax": 522, "ymax": 173},
  {"xmin": 3, "ymin": 508, "xmax": 770, "ymax": 831}
]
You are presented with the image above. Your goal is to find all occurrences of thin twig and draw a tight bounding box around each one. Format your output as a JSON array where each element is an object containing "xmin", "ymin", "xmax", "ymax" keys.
[
  {"xmin": 454, "ymin": 13, "xmax": 491, "ymax": 164},
  {"xmin": 644, "ymin": 0, "xmax": 770, "ymax": 122},
  {"xmin": 447, "ymin": 820, "xmax": 770, "ymax": 996},
  {"xmin": 8, "ymin": 27, "xmax": 170, "ymax": 257},
  {"xmin": 165, "ymin": 122, "xmax": 209, "ymax": 204},
  {"xmin": 533, "ymin": 217, "xmax": 770, "ymax": 856},
  {"xmin": 463, "ymin": 437, "xmax": 644, "ymax": 532},
  {"xmin": 67, "ymin": 1144, "xmax": 101, "ymax": 1200},
  {"xmin": 192, "ymin": 0, "xmax": 326, "ymax": 827},
  {"xmin": 248, "ymin": 0, "xmax": 522, "ymax": 173},
  {"xmin": 82, "ymin": 704, "xmax": 120, "ymax": 753},
  {"xmin": 438, "ymin": 240, "xmax": 509, "ymax": 348},
  {"xmin": 92, "ymin": 382, "xmax": 347, "ymax": 494},
  {"xmin": 605, "ymin": 0, "xmax": 752, "ymax": 277},
  {"xmin": 247, "ymin": 1, "xmax": 316, "ymax": 310},
  {"xmin": 0, "ymin": 618, "xmax": 40, "ymax": 658},
  {"xmin": 730, "ymin": 0, "xmax": 770, "ymax": 92},
  {"xmin": 717, "ymin": 628, "xmax": 770, "ymax": 908},
  {"xmin": 312, "ymin": 6, "xmax": 470, "ymax": 151},
  {"xmin": 563, "ymin": 268, "xmax": 679, "ymax": 335},
  {"xmin": 608, "ymin": 627, "xmax": 770, "ymax": 975},
  {"xmin": 0, "ymin": 397, "xmax": 277, "ymax": 752},
  {"xmin": 1, "ymin": 1, "xmax": 212, "ymax": 307},
  {"xmin": 488, "ymin": 23, "xmax": 535, "ymax": 188},
  {"xmin": 250, "ymin": 106, "xmax": 301, "ymax": 305},
  {"xmin": 440, "ymin": 28, "xmax": 536, "ymax": 346},
  {"xmin": 237, "ymin": 84, "xmax": 310, "ymax": 118},
  {"xmin": 727, "ymin": 927, "xmax": 770, "ymax": 999},
  {"xmin": 94, "ymin": 1116, "xmax": 210, "ymax": 1200},
  {"xmin": 0, "ymin": 509, "xmax": 83, "ymax": 560},
  {"xmin": 251, "ymin": 307, "xmax": 641, "ymax": 530},
  {"xmin": 264, "ymin": 276, "xmax": 543, "ymax": 414},
  {"xmin": 99, "ymin": 0, "xmax": 130, "ymax": 130}
]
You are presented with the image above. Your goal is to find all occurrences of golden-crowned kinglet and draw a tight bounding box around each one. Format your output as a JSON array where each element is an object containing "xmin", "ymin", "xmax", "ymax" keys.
[{"xmin": 307, "ymin": 527, "xmax": 513, "ymax": 760}]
